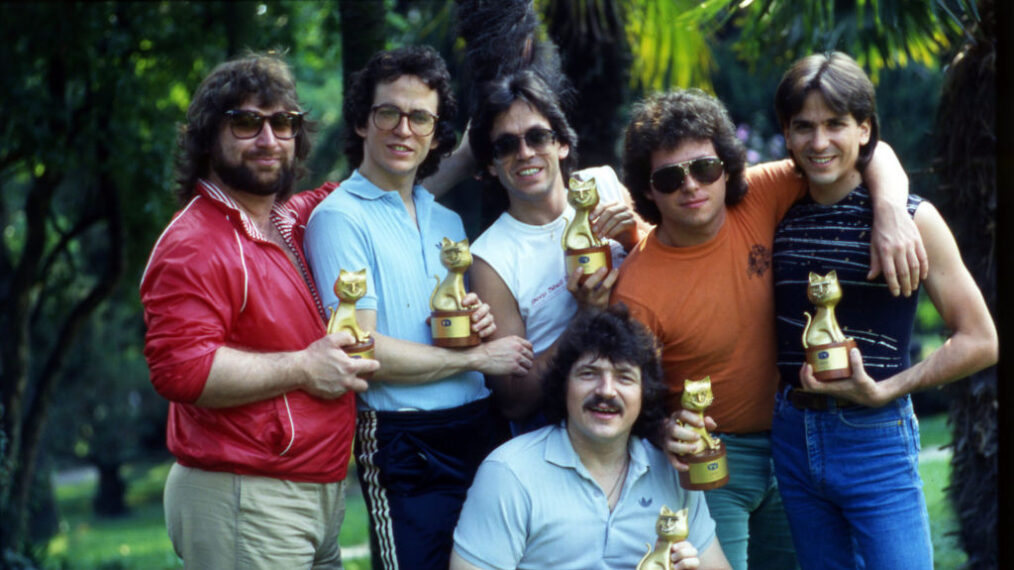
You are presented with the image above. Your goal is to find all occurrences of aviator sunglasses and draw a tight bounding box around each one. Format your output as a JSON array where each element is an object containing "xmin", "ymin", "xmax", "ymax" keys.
[
  {"xmin": 650, "ymin": 157, "xmax": 725, "ymax": 194},
  {"xmin": 491, "ymin": 128, "xmax": 557, "ymax": 160},
  {"xmin": 224, "ymin": 109, "xmax": 305, "ymax": 140}
]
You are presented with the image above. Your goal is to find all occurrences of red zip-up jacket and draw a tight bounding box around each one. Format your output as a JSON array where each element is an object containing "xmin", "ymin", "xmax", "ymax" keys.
[{"xmin": 140, "ymin": 179, "xmax": 351, "ymax": 482}]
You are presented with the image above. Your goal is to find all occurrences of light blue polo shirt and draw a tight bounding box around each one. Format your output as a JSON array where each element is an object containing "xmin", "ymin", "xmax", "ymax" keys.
[
  {"xmin": 453, "ymin": 424, "xmax": 716, "ymax": 569},
  {"xmin": 304, "ymin": 170, "xmax": 489, "ymax": 411}
]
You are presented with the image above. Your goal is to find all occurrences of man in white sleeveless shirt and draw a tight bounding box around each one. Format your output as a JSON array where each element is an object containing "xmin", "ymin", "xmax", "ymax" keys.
[{"xmin": 464, "ymin": 70, "xmax": 650, "ymax": 429}]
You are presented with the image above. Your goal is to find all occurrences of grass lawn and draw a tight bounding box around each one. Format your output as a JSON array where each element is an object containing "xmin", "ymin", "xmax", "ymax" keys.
[{"xmin": 45, "ymin": 413, "xmax": 965, "ymax": 569}]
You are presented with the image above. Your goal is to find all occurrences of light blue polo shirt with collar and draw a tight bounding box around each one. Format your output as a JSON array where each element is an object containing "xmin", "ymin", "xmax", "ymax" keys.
[
  {"xmin": 453, "ymin": 424, "xmax": 716, "ymax": 569},
  {"xmin": 304, "ymin": 170, "xmax": 489, "ymax": 412}
]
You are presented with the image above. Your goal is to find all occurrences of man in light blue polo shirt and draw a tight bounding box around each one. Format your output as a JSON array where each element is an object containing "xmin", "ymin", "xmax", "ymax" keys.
[
  {"xmin": 304, "ymin": 46, "xmax": 534, "ymax": 570},
  {"xmin": 451, "ymin": 306, "xmax": 730, "ymax": 570}
]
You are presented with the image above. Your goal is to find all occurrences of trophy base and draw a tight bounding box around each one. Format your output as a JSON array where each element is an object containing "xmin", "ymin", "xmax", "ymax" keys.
[
  {"xmin": 677, "ymin": 443, "xmax": 729, "ymax": 490},
  {"xmin": 430, "ymin": 309, "xmax": 480, "ymax": 348},
  {"xmin": 806, "ymin": 338, "xmax": 858, "ymax": 382},
  {"xmin": 565, "ymin": 245, "xmax": 613, "ymax": 284},
  {"xmin": 343, "ymin": 337, "xmax": 376, "ymax": 379}
]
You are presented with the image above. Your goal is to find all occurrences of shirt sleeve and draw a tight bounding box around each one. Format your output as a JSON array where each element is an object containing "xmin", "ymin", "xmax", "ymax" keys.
[
  {"xmin": 141, "ymin": 232, "xmax": 240, "ymax": 403},
  {"xmin": 303, "ymin": 196, "xmax": 379, "ymax": 313},
  {"xmin": 684, "ymin": 488, "xmax": 718, "ymax": 555},
  {"xmin": 745, "ymin": 159, "xmax": 807, "ymax": 222},
  {"xmin": 453, "ymin": 460, "xmax": 531, "ymax": 570}
]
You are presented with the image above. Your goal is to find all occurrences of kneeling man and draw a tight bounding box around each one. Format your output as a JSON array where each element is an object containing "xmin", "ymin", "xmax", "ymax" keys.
[{"xmin": 451, "ymin": 305, "xmax": 731, "ymax": 569}]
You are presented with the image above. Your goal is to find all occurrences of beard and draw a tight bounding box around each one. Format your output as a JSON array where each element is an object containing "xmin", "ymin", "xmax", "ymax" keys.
[{"xmin": 211, "ymin": 144, "xmax": 296, "ymax": 199}]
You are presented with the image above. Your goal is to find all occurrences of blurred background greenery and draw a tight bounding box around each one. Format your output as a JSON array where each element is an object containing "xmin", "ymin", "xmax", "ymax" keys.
[{"xmin": 0, "ymin": 1, "xmax": 997, "ymax": 568}]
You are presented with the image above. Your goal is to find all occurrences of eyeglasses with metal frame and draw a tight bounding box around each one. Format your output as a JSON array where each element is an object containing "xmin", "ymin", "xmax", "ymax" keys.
[
  {"xmin": 491, "ymin": 128, "xmax": 558, "ymax": 160},
  {"xmin": 224, "ymin": 109, "xmax": 305, "ymax": 140},
  {"xmin": 650, "ymin": 157, "xmax": 725, "ymax": 194},
  {"xmin": 370, "ymin": 104, "xmax": 439, "ymax": 136}
]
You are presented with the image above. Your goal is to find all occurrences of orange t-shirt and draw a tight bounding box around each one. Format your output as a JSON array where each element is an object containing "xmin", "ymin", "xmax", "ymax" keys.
[{"xmin": 612, "ymin": 160, "xmax": 805, "ymax": 433}]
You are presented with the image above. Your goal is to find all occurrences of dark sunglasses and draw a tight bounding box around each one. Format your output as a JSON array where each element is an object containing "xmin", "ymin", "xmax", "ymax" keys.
[
  {"xmin": 224, "ymin": 109, "xmax": 305, "ymax": 140},
  {"xmin": 491, "ymin": 128, "xmax": 557, "ymax": 160},
  {"xmin": 650, "ymin": 157, "xmax": 725, "ymax": 194}
]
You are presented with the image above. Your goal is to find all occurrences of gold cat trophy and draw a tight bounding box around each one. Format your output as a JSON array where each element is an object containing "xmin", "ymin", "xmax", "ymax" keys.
[
  {"xmin": 561, "ymin": 173, "xmax": 612, "ymax": 284},
  {"xmin": 429, "ymin": 237, "xmax": 480, "ymax": 348},
  {"xmin": 637, "ymin": 505, "xmax": 689, "ymax": 570},
  {"xmin": 801, "ymin": 270, "xmax": 857, "ymax": 382},
  {"xmin": 676, "ymin": 376, "xmax": 729, "ymax": 490},
  {"xmin": 327, "ymin": 268, "xmax": 375, "ymax": 376}
]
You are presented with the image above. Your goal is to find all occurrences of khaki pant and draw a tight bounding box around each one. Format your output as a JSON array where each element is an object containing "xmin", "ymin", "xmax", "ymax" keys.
[{"xmin": 164, "ymin": 462, "xmax": 347, "ymax": 570}]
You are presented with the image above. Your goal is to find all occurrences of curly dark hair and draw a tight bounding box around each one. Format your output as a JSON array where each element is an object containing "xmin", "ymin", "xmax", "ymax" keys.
[
  {"xmin": 468, "ymin": 70, "xmax": 578, "ymax": 210},
  {"xmin": 343, "ymin": 45, "xmax": 458, "ymax": 183},
  {"xmin": 622, "ymin": 89, "xmax": 748, "ymax": 226},
  {"xmin": 774, "ymin": 51, "xmax": 879, "ymax": 172},
  {"xmin": 174, "ymin": 51, "xmax": 312, "ymax": 205},
  {"xmin": 542, "ymin": 304, "xmax": 667, "ymax": 442}
]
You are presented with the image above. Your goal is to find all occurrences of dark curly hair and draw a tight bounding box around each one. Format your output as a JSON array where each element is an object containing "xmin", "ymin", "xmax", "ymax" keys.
[
  {"xmin": 468, "ymin": 70, "xmax": 578, "ymax": 209},
  {"xmin": 174, "ymin": 51, "xmax": 312, "ymax": 205},
  {"xmin": 542, "ymin": 304, "xmax": 667, "ymax": 442},
  {"xmin": 774, "ymin": 51, "xmax": 879, "ymax": 172},
  {"xmin": 622, "ymin": 89, "xmax": 748, "ymax": 226},
  {"xmin": 343, "ymin": 45, "xmax": 458, "ymax": 183}
]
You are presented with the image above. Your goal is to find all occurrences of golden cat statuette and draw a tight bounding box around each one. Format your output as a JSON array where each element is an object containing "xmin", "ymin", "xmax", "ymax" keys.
[
  {"xmin": 801, "ymin": 270, "xmax": 857, "ymax": 381},
  {"xmin": 561, "ymin": 173, "xmax": 612, "ymax": 281},
  {"xmin": 327, "ymin": 268, "xmax": 375, "ymax": 365},
  {"xmin": 429, "ymin": 237, "xmax": 480, "ymax": 347},
  {"xmin": 637, "ymin": 505, "xmax": 690, "ymax": 570},
  {"xmin": 675, "ymin": 376, "xmax": 728, "ymax": 490}
]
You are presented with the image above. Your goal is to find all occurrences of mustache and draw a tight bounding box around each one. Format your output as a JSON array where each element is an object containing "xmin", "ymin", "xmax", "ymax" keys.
[{"xmin": 583, "ymin": 394, "xmax": 622, "ymax": 411}]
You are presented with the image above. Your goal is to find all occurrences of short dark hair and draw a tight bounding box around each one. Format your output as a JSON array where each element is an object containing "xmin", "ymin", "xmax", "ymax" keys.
[
  {"xmin": 343, "ymin": 45, "xmax": 458, "ymax": 182},
  {"xmin": 175, "ymin": 52, "xmax": 311, "ymax": 205},
  {"xmin": 542, "ymin": 304, "xmax": 667, "ymax": 442},
  {"xmin": 774, "ymin": 51, "xmax": 879, "ymax": 171},
  {"xmin": 622, "ymin": 89, "xmax": 748, "ymax": 225}
]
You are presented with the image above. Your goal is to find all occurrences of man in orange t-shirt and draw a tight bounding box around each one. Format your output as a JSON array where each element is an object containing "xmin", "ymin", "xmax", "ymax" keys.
[{"xmin": 611, "ymin": 88, "xmax": 924, "ymax": 570}]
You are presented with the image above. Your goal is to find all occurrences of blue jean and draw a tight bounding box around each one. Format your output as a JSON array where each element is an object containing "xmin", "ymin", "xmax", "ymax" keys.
[
  {"xmin": 703, "ymin": 431, "xmax": 798, "ymax": 570},
  {"xmin": 771, "ymin": 388, "xmax": 933, "ymax": 569}
]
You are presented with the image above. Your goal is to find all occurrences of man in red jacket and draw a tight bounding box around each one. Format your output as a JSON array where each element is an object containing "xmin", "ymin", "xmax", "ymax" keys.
[{"xmin": 140, "ymin": 52, "xmax": 378, "ymax": 569}]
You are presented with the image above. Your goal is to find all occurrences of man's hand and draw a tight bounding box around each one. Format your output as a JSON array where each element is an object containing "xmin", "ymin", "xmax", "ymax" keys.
[
  {"xmin": 869, "ymin": 201, "xmax": 928, "ymax": 297},
  {"xmin": 591, "ymin": 200, "xmax": 640, "ymax": 250},
  {"xmin": 670, "ymin": 541, "xmax": 702, "ymax": 569},
  {"xmin": 661, "ymin": 409, "xmax": 718, "ymax": 471},
  {"xmin": 298, "ymin": 332, "xmax": 379, "ymax": 399},
  {"xmin": 567, "ymin": 266, "xmax": 619, "ymax": 310},
  {"xmin": 798, "ymin": 348, "xmax": 891, "ymax": 407},
  {"xmin": 462, "ymin": 292, "xmax": 496, "ymax": 338},
  {"xmin": 473, "ymin": 335, "xmax": 534, "ymax": 377}
]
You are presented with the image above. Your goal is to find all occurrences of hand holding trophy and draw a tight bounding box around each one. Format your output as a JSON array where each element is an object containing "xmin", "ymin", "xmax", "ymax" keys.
[
  {"xmin": 675, "ymin": 377, "xmax": 728, "ymax": 490},
  {"xmin": 429, "ymin": 237, "xmax": 480, "ymax": 347},
  {"xmin": 637, "ymin": 505, "xmax": 689, "ymax": 570},
  {"xmin": 327, "ymin": 269, "xmax": 376, "ymax": 376},
  {"xmin": 801, "ymin": 270, "xmax": 858, "ymax": 381},
  {"xmin": 561, "ymin": 173, "xmax": 612, "ymax": 284}
]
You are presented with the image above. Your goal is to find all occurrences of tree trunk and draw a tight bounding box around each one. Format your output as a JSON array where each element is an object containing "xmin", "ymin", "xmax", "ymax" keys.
[
  {"xmin": 934, "ymin": 1, "xmax": 997, "ymax": 567},
  {"xmin": 93, "ymin": 462, "xmax": 128, "ymax": 517},
  {"xmin": 544, "ymin": 0, "xmax": 631, "ymax": 169}
]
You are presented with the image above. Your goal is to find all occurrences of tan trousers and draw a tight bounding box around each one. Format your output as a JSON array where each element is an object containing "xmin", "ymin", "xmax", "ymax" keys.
[{"xmin": 164, "ymin": 462, "xmax": 347, "ymax": 570}]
